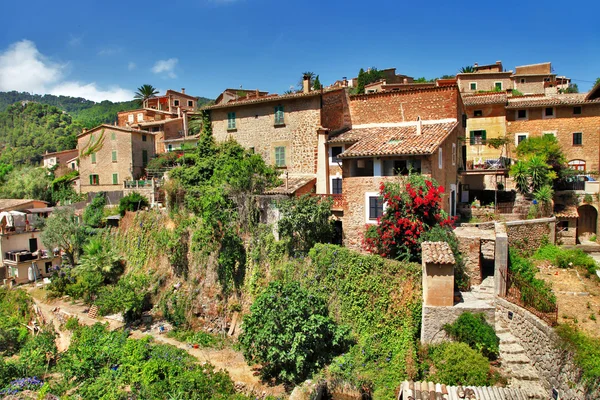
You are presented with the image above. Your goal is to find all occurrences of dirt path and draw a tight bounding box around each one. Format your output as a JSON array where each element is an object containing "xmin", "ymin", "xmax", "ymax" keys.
[{"xmin": 26, "ymin": 286, "xmax": 286, "ymax": 398}]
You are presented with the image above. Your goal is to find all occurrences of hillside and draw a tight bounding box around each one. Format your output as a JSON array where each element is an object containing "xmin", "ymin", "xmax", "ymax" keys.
[{"xmin": 0, "ymin": 102, "xmax": 80, "ymax": 164}]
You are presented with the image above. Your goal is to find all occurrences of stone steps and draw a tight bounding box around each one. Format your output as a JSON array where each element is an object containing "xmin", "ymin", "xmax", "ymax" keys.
[
  {"xmin": 500, "ymin": 343, "xmax": 526, "ymax": 354},
  {"xmin": 497, "ymin": 331, "xmax": 518, "ymax": 344},
  {"xmin": 501, "ymin": 352, "xmax": 531, "ymax": 365},
  {"xmin": 509, "ymin": 380, "xmax": 547, "ymax": 399}
]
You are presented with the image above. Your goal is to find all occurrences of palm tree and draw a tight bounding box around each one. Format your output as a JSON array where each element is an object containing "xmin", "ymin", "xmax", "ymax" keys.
[
  {"xmin": 459, "ymin": 65, "xmax": 474, "ymax": 73},
  {"xmin": 134, "ymin": 84, "xmax": 159, "ymax": 107},
  {"xmin": 297, "ymin": 72, "xmax": 316, "ymax": 90}
]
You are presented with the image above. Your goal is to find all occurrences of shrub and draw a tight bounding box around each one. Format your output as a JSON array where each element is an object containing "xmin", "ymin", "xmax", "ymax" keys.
[
  {"xmin": 17, "ymin": 329, "xmax": 57, "ymax": 377},
  {"xmin": 0, "ymin": 288, "xmax": 33, "ymax": 355},
  {"xmin": 96, "ymin": 274, "xmax": 151, "ymax": 322},
  {"xmin": 423, "ymin": 342, "xmax": 493, "ymax": 386},
  {"xmin": 82, "ymin": 192, "xmax": 106, "ymax": 228},
  {"xmin": 556, "ymin": 249, "xmax": 597, "ymax": 275},
  {"xmin": 239, "ymin": 281, "xmax": 351, "ymax": 385},
  {"xmin": 509, "ymin": 250, "xmax": 556, "ymax": 311},
  {"xmin": 118, "ymin": 192, "xmax": 149, "ymax": 216},
  {"xmin": 555, "ymin": 324, "xmax": 600, "ymax": 389},
  {"xmin": 443, "ymin": 312, "xmax": 499, "ymax": 359}
]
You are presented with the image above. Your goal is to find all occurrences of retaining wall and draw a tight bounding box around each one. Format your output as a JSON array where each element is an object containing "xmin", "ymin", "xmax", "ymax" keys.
[
  {"xmin": 505, "ymin": 217, "xmax": 556, "ymax": 253},
  {"xmin": 496, "ymin": 297, "xmax": 599, "ymax": 400},
  {"xmin": 421, "ymin": 304, "xmax": 495, "ymax": 344}
]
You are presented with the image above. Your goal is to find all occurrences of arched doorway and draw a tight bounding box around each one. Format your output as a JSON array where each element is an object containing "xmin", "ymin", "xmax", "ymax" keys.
[{"xmin": 577, "ymin": 204, "xmax": 597, "ymax": 243}]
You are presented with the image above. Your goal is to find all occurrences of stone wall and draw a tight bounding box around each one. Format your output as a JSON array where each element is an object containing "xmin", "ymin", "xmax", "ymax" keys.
[
  {"xmin": 457, "ymin": 74, "xmax": 512, "ymax": 93},
  {"xmin": 421, "ymin": 304, "xmax": 495, "ymax": 344},
  {"xmin": 348, "ymin": 86, "xmax": 459, "ymax": 124},
  {"xmin": 505, "ymin": 217, "xmax": 556, "ymax": 253},
  {"xmin": 496, "ymin": 298, "xmax": 600, "ymax": 399},
  {"xmin": 457, "ymin": 235, "xmax": 481, "ymax": 286}
]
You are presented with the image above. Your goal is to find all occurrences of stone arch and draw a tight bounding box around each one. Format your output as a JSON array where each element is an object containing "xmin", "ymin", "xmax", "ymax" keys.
[{"xmin": 577, "ymin": 204, "xmax": 597, "ymax": 243}]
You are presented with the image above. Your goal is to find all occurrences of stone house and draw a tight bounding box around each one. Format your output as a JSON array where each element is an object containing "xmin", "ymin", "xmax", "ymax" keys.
[
  {"xmin": 333, "ymin": 86, "xmax": 465, "ymax": 250},
  {"xmin": 0, "ymin": 210, "xmax": 60, "ymax": 285},
  {"xmin": 77, "ymin": 125, "xmax": 156, "ymax": 193},
  {"xmin": 42, "ymin": 149, "xmax": 79, "ymax": 177},
  {"xmin": 506, "ymin": 92, "xmax": 600, "ymax": 172},
  {"xmin": 206, "ymin": 79, "xmax": 349, "ymax": 195},
  {"xmin": 511, "ymin": 62, "xmax": 566, "ymax": 95},
  {"xmin": 141, "ymin": 88, "xmax": 198, "ymax": 112},
  {"xmin": 457, "ymin": 61, "xmax": 513, "ymax": 94}
]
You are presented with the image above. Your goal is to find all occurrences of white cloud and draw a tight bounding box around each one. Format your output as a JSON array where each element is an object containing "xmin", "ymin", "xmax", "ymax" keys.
[
  {"xmin": 0, "ymin": 39, "xmax": 133, "ymax": 102},
  {"xmin": 152, "ymin": 58, "xmax": 178, "ymax": 78},
  {"xmin": 128, "ymin": 62, "xmax": 136, "ymax": 71}
]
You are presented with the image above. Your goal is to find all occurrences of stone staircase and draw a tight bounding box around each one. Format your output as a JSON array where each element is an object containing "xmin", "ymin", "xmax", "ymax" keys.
[
  {"xmin": 495, "ymin": 321, "xmax": 547, "ymax": 399},
  {"xmin": 470, "ymin": 275, "xmax": 495, "ymax": 302}
]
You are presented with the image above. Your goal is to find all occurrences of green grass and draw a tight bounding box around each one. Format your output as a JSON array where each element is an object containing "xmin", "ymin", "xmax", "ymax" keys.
[
  {"xmin": 166, "ymin": 329, "xmax": 225, "ymax": 349},
  {"xmin": 533, "ymin": 244, "xmax": 598, "ymax": 276},
  {"xmin": 555, "ymin": 324, "xmax": 600, "ymax": 389}
]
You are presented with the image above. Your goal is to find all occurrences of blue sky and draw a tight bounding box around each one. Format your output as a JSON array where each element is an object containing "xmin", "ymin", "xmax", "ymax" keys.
[{"xmin": 1, "ymin": 0, "xmax": 599, "ymax": 102}]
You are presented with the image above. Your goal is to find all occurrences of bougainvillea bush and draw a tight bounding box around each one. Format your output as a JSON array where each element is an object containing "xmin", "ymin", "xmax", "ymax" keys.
[{"xmin": 364, "ymin": 175, "xmax": 455, "ymax": 262}]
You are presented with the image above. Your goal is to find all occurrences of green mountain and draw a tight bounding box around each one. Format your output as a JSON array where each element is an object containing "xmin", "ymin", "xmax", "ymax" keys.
[{"xmin": 0, "ymin": 102, "xmax": 80, "ymax": 165}]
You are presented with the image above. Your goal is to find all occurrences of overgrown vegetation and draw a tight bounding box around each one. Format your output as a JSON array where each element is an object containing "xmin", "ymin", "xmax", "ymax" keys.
[
  {"xmin": 239, "ymin": 281, "xmax": 351, "ymax": 385},
  {"xmin": 509, "ymin": 249, "xmax": 557, "ymax": 312},
  {"xmin": 119, "ymin": 192, "xmax": 149, "ymax": 216},
  {"xmin": 443, "ymin": 312, "xmax": 499, "ymax": 360},
  {"xmin": 555, "ymin": 324, "xmax": 600, "ymax": 389},
  {"xmin": 534, "ymin": 244, "xmax": 597, "ymax": 277}
]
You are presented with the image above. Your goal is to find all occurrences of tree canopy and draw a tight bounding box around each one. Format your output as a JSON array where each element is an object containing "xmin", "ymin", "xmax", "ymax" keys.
[{"xmin": 133, "ymin": 84, "xmax": 159, "ymax": 107}]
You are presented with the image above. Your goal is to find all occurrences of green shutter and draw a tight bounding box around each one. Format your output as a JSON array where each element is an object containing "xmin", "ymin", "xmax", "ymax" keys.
[
  {"xmin": 469, "ymin": 131, "xmax": 475, "ymax": 145},
  {"xmin": 89, "ymin": 175, "xmax": 93, "ymax": 185},
  {"xmin": 142, "ymin": 150, "xmax": 148, "ymax": 166},
  {"xmin": 91, "ymin": 153, "xmax": 96, "ymax": 163},
  {"xmin": 481, "ymin": 130, "xmax": 487, "ymax": 141},
  {"xmin": 111, "ymin": 132, "xmax": 116, "ymax": 140},
  {"xmin": 112, "ymin": 173, "xmax": 118, "ymax": 185},
  {"xmin": 112, "ymin": 150, "xmax": 117, "ymax": 162}
]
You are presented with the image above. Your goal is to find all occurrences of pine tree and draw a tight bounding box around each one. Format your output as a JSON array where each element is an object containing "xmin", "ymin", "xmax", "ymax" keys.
[
  {"xmin": 313, "ymin": 75, "xmax": 322, "ymax": 90},
  {"xmin": 357, "ymin": 68, "xmax": 366, "ymax": 94}
]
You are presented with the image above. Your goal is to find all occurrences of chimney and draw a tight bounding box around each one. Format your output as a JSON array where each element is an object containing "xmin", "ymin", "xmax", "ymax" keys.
[
  {"xmin": 403, "ymin": 78, "xmax": 408, "ymax": 84},
  {"xmin": 181, "ymin": 88, "xmax": 185, "ymax": 94},
  {"xmin": 496, "ymin": 61, "xmax": 501, "ymax": 65},
  {"xmin": 255, "ymin": 88, "xmax": 259, "ymax": 98},
  {"xmin": 182, "ymin": 110, "xmax": 188, "ymax": 137},
  {"xmin": 474, "ymin": 63, "xmax": 478, "ymax": 67},
  {"xmin": 416, "ymin": 117, "xmax": 422, "ymax": 135},
  {"xmin": 303, "ymin": 74, "xmax": 311, "ymax": 94}
]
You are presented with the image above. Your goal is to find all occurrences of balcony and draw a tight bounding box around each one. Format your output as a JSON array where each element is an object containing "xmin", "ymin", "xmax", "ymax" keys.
[
  {"xmin": 461, "ymin": 157, "xmax": 511, "ymax": 175},
  {"xmin": 124, "ymin": 179, "xmax": 154, "ymax": 189},
  {"xmin": 4, "ymin": 249, "xmax": 60, "ymax": 265},
  {"xmin": 315, "ymin": 194, "xmax": 346, "ymax": 211}
]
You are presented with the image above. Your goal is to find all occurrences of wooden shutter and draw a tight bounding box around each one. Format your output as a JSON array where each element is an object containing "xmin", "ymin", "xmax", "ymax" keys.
[
  {"xmin": 481, "ymin": 130, "xmax": 487, "ymax": 141},
  {"xmin": 89, "ymin": 175, "xmax": 93, "ymax": 185},
  {"xmin": 469, "ymin": 131, "xmax": 475, "ymax": 145}
]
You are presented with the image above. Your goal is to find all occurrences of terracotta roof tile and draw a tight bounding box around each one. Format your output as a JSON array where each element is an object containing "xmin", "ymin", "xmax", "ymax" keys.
[
  {"xmin": 399, "ymin": 380, "xmax": 529, "ymax": 400},
  {"xmin": 0, "ymin": 199, "xmax": 48, "ymax": 211},
  {"xmin": 329, "ymin": 121, "xmax": 457, "ymax": 158},
  {"xmin": 555, "ymin": 206, "xmax": 578, "ymax": 219},
  {"xmin": 462, "ymin": 93, "xmax": 507, "ymax": 106},
  {"xmin": 263, "ymin": 176, "xmax": 315, "ymax": 195},
  {"xmin": 421, "ymin": 242, "xmax": 455, "ymax": 264},
  {"xmin": 506, "ymin": 94, "xmax": 600, "ymax": 108},
  {"xmin": 204, "ymin": 88, "xmax": 344, "ymax": 110}
]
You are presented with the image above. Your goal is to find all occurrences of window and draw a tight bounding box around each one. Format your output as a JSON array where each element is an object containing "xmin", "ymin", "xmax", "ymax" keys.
[
  {"xmin": 112, "ymin": 150, "xmax": 117, "ymax": 162},
  {"xmin": 568, "ymin": 159, "xmax": 586, "ymax": 171},
  {"xmin": 142, "ymin": 150, "xmax": 148, "ymax": 166},
  {"xmin": 515, "ymin": 133, "xmax": 529, "ymax": 146},
  {"xmin": 544, "ymin": 107, "xmax": 555, "ymax": 118},
  {"xmin": 137, "ymin": 113, "xmax": 144, "ymax": 122},
  {"xmin": 128, "ymin": 114, "xmax": 134, "ymax": 123},
  {"xmin": 174, "ymin": 99, "xmax": 180, "ymax": 107},
  {"xmin": 91, "ymin": 152, "xmax": 96, "ymax": 164},
  {"xmin": 152, "ymin": 127, "xmax": 160, "ymax": 133},
  {"xmin": 462, "ymin": 113, "xmax": 467, "ymax": 128},
  {"xmin": 274, "ymin": 105, "xmax": 284, "ymax": 125},
  {"xmin": 470, "ymin": 82, "xmax": 477, "ymax": 90},
  {"xmin": 573, "ymin": 106, "xmax": 582, "ymax": 115},
  {"xmin": 167, "ymin": 144, "xmax": 173, "ymax": 152},
  {"xmin": 520, "ymin": 78, "xmax": 526, "ymax": 84},
  {"xmin": 112, "ymin": 173, "xmax": 119, "ymax": 185},
  {"xmin": 332, "ymin": 178, "xmax": 342, "ymax": 194},
  {"xmin": 142, "ymin": 134, "xmax": 147, "ymax": 142},
  {"xmin": 543, "ymin": 131, "xmax": 556, "ymax": 137},
  {"xmin": 45, "ymin": 262, "xmax": 52, "ymax": 274},
  {"xmin": 573, "ymin": 132, "xmax": 583, "ymax": 146},
  {"xmin": 368, "ymin": 196, "xmax": 384, "ymax": 220},
  {"xmin": 383, "ymin": 159, "xmax": 408, "ymax": 176},
  {"xmin": 438, "ymin": 148, "xmax": 443, "ymax": 169},
  {"xmin": 494, "ymin": 82, "xmax": 502, "ymax": 90},
  {"xmin": 516, "ymin": 109, "xmax": 527, "ymax": 120},
  {"xmin": 275, "ymin": 146, "xmax": 286, "ymax": 167},
  {"xmin": 89, "ymin": 174, "xmax": 99, "ymax": 185},
  {"xmin": 330, "ymin": 146, "xmax": 343, "ymax": 164},
  {"xmin": 474, "ymin": 110, "xmax": 483, "ymax": 117},
  {"xmin": 111, "ymin": 132, "xmax": 116, "ymax": 140},
  {"xmin": 452, "ymin": 143, "xmax": 456, "ymax": 166},
  {"xmin": 469, "ymin": 130, "xmax": 486, "ymax": 145},
  {"xmin": 188, "ymin": 100, "xmax": 193, "ymax": 107},
  {"xmin": 227, "ymin": 112, "xmax": 236, "ymax": 130}
]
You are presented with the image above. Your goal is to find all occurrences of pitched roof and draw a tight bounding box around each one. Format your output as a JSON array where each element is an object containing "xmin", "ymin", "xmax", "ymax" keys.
[
  {"xmin": 77, "ymin": 124, "xmax": 152, "ymax": 138},
  {"xmin": 0, "ymin": 199, "xmax": 48, "ymax": 212},
  {"xmin": 506, "ymin": 93, "xmax": 600, "ymax": 109},
  {"xmin": 421, "ymin": 242, "xmax": 455, "ymax": 264},
  {"xmin": 42, "ymin": 148, "xmax": 79, "ymax": 158},
  {"xmin": 263, "ymin": 176, "xmax": 316, "ymax": 195},
  {"xmin": 329, "ymin": 121, "xmax": 457, "ymax": 158},
  {"xmin": 398, "ymin": 381, "xmax": 529, "ymax": 400},
  {"xmin": 462, "ymin": 93, "xmax": 507, "ymax": 106},
  {"xmin": 554, "ymin": 205, "xmax": 578, "ymax": 219},
  {"xmin": 206, "ymin": 88, "xmax": 344, "ymax": 110},
  {"xmin": 586, "ymin": 81, "xmax": 600, "ymax": 101}
]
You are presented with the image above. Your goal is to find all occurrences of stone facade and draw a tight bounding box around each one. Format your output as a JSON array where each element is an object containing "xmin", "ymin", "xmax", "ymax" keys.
[
  {"xmin": 464, "ymin": 102, "xmax": 507, "ymax": 167},
  {"xmin": 78, "ymin": 125, "xmax": 156, "ymax": 193},
  {"xmin": 117, "ymin": 109, "xmax": 178, "ymax": 127},
  {"xmin": 457, "ymin": 72, "xmax": 512, "ymax": 94},
  {"xmin": 496, "ymin": 297, "xmax": 600, "ymax": 400},
  {"xmin": 506, "ymin": 103, "xmax": 600, "ymax": 172},
  {"xmin": 211, "ymin": 95, "xmax": 322, "ymax": 176}
]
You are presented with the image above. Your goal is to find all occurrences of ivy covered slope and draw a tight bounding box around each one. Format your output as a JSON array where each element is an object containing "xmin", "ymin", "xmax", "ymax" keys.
[
  {"xmin": 0, "ymin": 102, "xmax": 80, "ymax": 164},
  {"xmin": 249, "ymin": 243, "xmax": 422, "ymax": 399}
]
